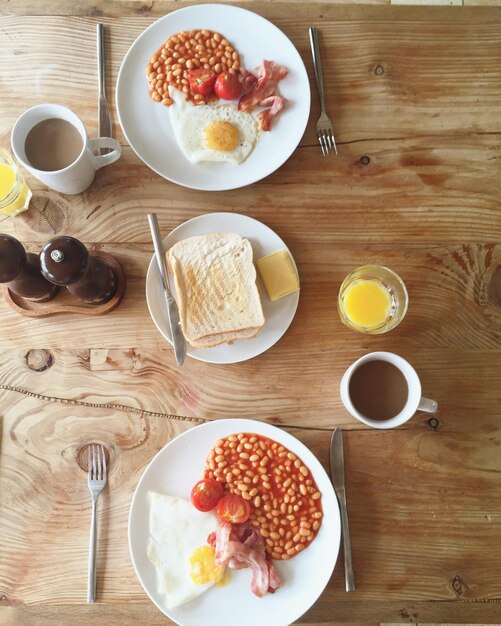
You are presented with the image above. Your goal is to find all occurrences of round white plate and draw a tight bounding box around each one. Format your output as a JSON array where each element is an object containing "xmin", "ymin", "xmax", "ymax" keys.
[
  {"xmin": 116, "ymin": 4, "xmax": 310, "ymax": 191},
  {"xmin": 129, "ymin": 418, "xmax": 341, "ymax": 626},
  {"xmin": 145, "ymin": 212, "xmax": 300, "ymax": 364}
]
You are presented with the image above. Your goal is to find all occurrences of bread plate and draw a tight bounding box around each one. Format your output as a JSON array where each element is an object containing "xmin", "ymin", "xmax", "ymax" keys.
[
  {"xmin": 116, "ymin": 4, "xmax": 310, "ymax": 191},
  {"xmin": 129, "ymin": 418, "xmax": 341, "ymax": 626},
  {"xmin": 145, "ymin": 213, "xmax": 299, "ymax": 364}
]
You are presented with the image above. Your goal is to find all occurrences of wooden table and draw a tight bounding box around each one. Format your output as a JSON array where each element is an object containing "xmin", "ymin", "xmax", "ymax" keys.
[{"xmin": 1, "ymin": 2, "xmax": 500, "ymax": 625}]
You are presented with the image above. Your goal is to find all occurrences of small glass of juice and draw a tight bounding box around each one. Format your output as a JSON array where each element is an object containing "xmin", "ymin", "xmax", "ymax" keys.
[
  {"xmin": 0, "ymin": 147, "xmax": 32, "ymax": 218},
  {"xmin": 338, "ymin": 264, "xmax": 408, "ymax": 334}
]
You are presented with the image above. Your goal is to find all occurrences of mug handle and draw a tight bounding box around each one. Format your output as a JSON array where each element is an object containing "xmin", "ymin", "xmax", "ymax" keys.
[
  {"xmin": 418, "ymin": 397, "xmax": 438, "ymax": 413},
  {"xmin": 89, "ymin": 137, "xmax": 122, "ymax": 170}
]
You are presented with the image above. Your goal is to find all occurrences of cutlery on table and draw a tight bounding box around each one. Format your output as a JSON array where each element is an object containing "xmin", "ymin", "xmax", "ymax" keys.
[
  {"xmin": 87, "ymin": 444, "xmax": 108, "ymax": 603},
  {"xmin": 97, "ymin": 23, "xmax": 112, "ymax": 154},
  {"xmin": 147, "ymin": 213, "xmax": 186, "ymax": 366},
  {"xmin": 330, "ymin": 427, "xmax": 355, "ymax": 591},
  {"xmin": 309, "ymin": 27, "xmax": 338, "ymax": 156}
]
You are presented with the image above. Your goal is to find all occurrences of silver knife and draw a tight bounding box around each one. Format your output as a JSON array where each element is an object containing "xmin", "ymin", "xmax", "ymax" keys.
[
  {"xmin": 147, "ymin": 213, "xmax": 186, "ymax": 366},
  {"xmin": 330, "ymin": 427, "xmax": 355, "ymax": 591},
  {"xmin": 97, "ymin": 24, "xmax": 112, "ymax": 153}
]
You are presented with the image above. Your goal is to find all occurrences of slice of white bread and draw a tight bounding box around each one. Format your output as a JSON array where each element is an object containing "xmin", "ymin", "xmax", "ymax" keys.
[
  {"xmin": 167, "ymin": 232, "xmax": 265, "ymax": 348},
  {"xmin": 194, "ymin": 327, "xmax": 261, "ymax": 348}
]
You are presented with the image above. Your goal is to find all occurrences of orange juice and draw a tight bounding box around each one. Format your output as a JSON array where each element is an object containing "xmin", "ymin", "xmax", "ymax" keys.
[
  {"xmin": 0, "ymin": 150, "xmax": 32, "ymax": 217},
  {"xmin": 0, "ymin": 162, "xmax": 16, "ymax": 198},
  {"xmin": 338, "ymin": 265, "xmax": 408, "ymax": 334},
  {"xmin": 342, "ymin": 279, "xmax": 391, "ymax": 328}
]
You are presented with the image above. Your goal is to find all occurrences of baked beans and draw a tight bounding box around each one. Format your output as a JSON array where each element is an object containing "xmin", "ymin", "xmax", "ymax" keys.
[
  {"xmin": 146, "ymin": 29, "xmax": 241, "ymax": 106},
  {"xmin": 203, "ymin": 433, "xmax": 323, "ymax": 560}
]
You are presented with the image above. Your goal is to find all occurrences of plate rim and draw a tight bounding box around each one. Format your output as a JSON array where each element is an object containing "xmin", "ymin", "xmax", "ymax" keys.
[
  {"xmin": 128, "ymin": 417, "xmax": 341, "ymax": 626},
  {"xmin": 115, "ymin": 3, "xmax": 311, "ymax": 191},
  {"xmin": 145, "ymin": 211, "xmax": 300, "ymax": 364}
]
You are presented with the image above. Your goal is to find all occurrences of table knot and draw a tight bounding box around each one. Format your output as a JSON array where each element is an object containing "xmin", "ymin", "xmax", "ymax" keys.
[
  {"xmin": 25, "ymin": 349, "xmax": 54, "ymax": 372},
  {"xmin": 451, "ymin": 574, "xmax": 468, "ymax": 596},
  {"xmin": 77, "ymin": 443, "xmax": 110, "ymax": 472},
  {"xmin": 427, "ymin": 417, "xmax": 439, "ymax": 430}
]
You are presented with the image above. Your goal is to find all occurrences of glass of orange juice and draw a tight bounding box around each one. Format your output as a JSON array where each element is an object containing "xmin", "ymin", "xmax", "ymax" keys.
[
  {"xmin": 338, "ymin": 264, "xmax": 408, "ymax": 334},
  {"xmin": 0, "ymin": 147, "xmax": 32, "ymax": 218}
]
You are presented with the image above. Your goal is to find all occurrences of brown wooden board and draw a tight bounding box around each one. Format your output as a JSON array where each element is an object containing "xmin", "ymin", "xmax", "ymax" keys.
[{"xmin": 2, "ymin": 251, "xmax": 126, "ymax": 317}]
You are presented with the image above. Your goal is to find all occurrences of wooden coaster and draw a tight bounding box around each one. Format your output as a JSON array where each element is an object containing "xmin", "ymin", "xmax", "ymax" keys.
[{"xmin": 2, "ymin": 251, "xmax": 126, "ymax": 318}]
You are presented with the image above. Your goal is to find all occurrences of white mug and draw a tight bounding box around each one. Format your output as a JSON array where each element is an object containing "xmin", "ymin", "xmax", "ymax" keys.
[
  {"xmin": 11, "ymin": 103, "xmax": 121, "ymax": 195},
  {"xmin": 340, "ymin": 351, "xmax": 438, "ymax": 429}
]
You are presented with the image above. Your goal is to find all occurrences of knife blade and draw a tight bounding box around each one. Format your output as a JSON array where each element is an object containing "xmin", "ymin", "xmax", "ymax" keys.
[
  {"xmin": 147, "ymin": 213, "xmax": 186, "ymax": 366},
  {"xmin": 330, "ymin": 427, "xmax": 355, "ymax": 591},
  {"xmin": 97, "ymin": 24, "xmax": 112, "ymax": 153}
]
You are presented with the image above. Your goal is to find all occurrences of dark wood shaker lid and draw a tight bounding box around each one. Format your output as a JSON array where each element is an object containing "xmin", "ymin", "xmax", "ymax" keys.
[
  {"xmin": 0, "ymin": 234, "xmax": 26, "ymax": 283},
  {"xmin": 40, "ymin": 236, "xmax": 89, "ymax": 286}
]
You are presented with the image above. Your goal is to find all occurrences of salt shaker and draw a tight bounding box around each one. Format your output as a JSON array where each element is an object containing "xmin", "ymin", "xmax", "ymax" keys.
[
  {"xmin": 0, "ymin": 233, "xmax": 59, "ymax": 302},
  {"xmin": 40, "ymin": 236, "xmax": 117, "ymax": 304}
]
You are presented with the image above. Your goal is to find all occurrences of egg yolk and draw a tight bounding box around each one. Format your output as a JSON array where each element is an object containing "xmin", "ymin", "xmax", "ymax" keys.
[
  {"xmin": 205, "ymin": 121, "xmax": 240, "ymax": 152},
  {"xmin": 189, "ymin": 545, "xmax": 226, "ymax": 585},
  {"xmin": 216, "ymin": 566, "xmax": 232, "ymax": 587}
]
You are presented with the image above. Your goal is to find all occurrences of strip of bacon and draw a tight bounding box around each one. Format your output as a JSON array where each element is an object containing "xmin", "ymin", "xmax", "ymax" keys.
[
  {"xmin": 238, "ymin": 60, "xmax": 288, "ymax": 113},
  {"xmin": 214, "ymin": 521, "xmax": 283, "ymax": 597},
  {"xmin": 267, "ymin": 559, "xmax": 283, "ymax": 592},
  {"xmin": 257, "ymin": 95, "xmax": 287, "ymax": 131},
  {"xmin": 239, "ymin": 69, "xmax": 258, "ymax": 95},
  {"xmin": 214, "ymin": 522, "xmax": 233, "ymax": 562},
  {"xmin": 234, "ymin": 523, "xmax": 265, "ymax": 553},
  {"xmin": 226, "ymin": 523, "xmax": 264, "ymax": 570}
]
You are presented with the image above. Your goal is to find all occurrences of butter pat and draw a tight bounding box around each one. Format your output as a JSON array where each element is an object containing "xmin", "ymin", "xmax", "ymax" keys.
[{"xmin": 256, "ymin": 250, "xmax": 300, "ymax": 301}]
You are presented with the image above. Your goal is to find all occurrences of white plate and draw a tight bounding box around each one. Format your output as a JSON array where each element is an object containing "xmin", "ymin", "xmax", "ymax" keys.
[
  {"xmin": 129, "ymin": 418, "xmax": 341, "ymax": 626},
  {"xmin": 145, "ymin": 212, "xmax": 300, "ymax": 364},
  {"xmin": 116, "ymin": 4, "xmax": 310, "ymax": 191}
]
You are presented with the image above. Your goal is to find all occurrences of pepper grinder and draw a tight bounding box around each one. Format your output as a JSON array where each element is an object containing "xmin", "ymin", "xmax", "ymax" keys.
[
  {"xmin": 0, "ymin": 234, "xmax": 59, "ymax": 302},
  {"xmin": 40, "ymin": 236, "xmax": 117, "ymax": 304}
]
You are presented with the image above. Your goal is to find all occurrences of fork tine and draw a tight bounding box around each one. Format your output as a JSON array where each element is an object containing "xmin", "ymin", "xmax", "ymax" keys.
[
  {"xmin": 324, "ymin": 131, "xmax": 331, "ymax": 155},
  {"xmin": 326, "ymin": 131, "xmax": 337, "ymax": 155},
  {"xmin": 92, "ymin": 445, "xmax": 97, "ymax": 479},
  {"xmin": 322, "ymin": 130, "xmax": 329, "ymax": 156},
  {"xmin": 322, "ymin": 131, "xmax": 329, "ymax": 155},
  {"xmin": 88, "ymin": 445, "xmax": 92, "ymax": 478},
  {"xmin": 322, "ymin": 131, "xmax": 331, "ymax": 156},
  {"xmin": 317, "ymin": 132, "xmax": 326, "ymax": 156},
  {"xmin": 97, "ymin": 445, "xmax": 102, "ymax": 481},
  {"xmin": 101, "ymin": 446, "xmax": 107, "ymax": 480},
  {"xmin": 325, "ymin": 131, "xmax": 332, "ymax": 151}
]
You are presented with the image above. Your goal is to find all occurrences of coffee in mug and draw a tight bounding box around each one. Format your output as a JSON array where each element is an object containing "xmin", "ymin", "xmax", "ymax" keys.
[
  {"xmin": 24, "ymin": 118, "xmax": 83, "ymax": 172},
  {"xmin": 348, "ymin": 359, "xmax": 408, "ymax": 421},
  {"xmin": 11, "ymin": 104, "xmax": 121, "ymax": 195},
  {"xmin": 340, "ymin": 351, "xmax": 438, "ymax": 429}
]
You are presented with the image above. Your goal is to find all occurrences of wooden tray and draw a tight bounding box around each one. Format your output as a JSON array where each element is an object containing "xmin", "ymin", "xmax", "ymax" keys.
[{"xmin": 2, "ymin": 251, "xmax": 126, "ymax": 317}]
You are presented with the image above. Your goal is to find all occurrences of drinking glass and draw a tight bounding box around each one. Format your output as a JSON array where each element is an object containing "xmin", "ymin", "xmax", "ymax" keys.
[
  {"xmin": 0, "ymin": 147, "xmax": 32, "ymax": 217},
  {"xmin": 338, "ymin": 264, "xmax": 408, "ymax": 334}
]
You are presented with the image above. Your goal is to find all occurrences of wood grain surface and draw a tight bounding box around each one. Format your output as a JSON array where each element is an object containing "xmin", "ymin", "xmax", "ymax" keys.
[{"xmin": 1, "ymin": 2, "xmax": 501, "ymax": 625}]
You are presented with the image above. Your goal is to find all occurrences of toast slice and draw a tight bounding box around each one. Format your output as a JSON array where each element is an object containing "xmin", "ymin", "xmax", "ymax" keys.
[
  {"xmin": 167, "ymin": 232, "xmax": 265, "ymax": 348},
  {"xmin": 193, "ymin": 327, "xmax": 262, "ymax": 349}
]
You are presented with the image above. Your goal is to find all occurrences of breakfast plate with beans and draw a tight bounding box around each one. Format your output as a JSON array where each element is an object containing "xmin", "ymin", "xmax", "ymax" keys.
[
  {"xmin": 116, "ymin": 4, "xmax": 310, "ymax": 191},
  {"xmin": 129, "ymin": 418, "xmax": 340, "ymax": 626}
]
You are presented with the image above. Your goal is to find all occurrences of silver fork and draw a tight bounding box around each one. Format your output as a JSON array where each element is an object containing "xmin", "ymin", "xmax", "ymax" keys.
[
  {"xmin": 309, "ymin": 27, "xmax": 338, "ymax": 156},
  {"xmin": 87, "ymin": 444, "xmax": 107, "ymax": 603}
]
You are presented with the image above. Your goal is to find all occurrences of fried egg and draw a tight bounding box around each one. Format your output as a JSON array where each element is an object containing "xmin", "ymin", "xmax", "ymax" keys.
[
  {"xmin": 168, "ymin": 87, "xmax": 258, "ymax": 164},
  {"xmin": 189, "ymin": 545, "xmax": 226, "ymax": 586},
  {"xmin": 147, "ymin": 492, "xmax": 224, "ymax": 608}
]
